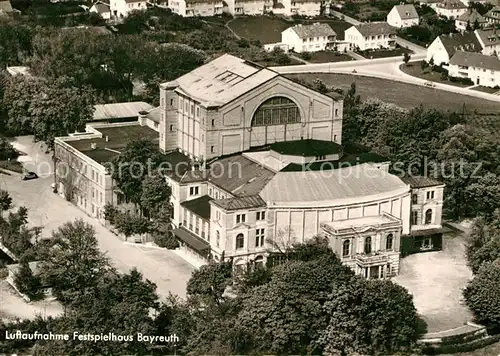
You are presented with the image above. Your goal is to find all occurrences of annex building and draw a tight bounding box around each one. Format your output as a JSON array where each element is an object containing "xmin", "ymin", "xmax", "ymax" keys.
[{"xmin": 54, "ymin": 54, "xmax": 445, "ymax": 280}]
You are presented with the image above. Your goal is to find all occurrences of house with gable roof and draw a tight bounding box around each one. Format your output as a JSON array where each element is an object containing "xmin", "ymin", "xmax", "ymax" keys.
[
  {"xmin": 426, "ymin": 32, "xmax": 482, "ymax": 65},
  {"xmin": 168, "ymin": 0, "xmax": 227, "ymax": 16},
  {"xmin": 90, "ymin": 1, "xmax": 111, "ymax": 19},
  {"xmin": 344, "ymin": 22, "xmax": 396, "ymax": 50},
  {"xmin": 475, "ymin": 28, "xmax": 500, "ymax": 57},
  {"xmin": 281, "ymin": 23, "xmax": 337, "ymax": 53},
  {"xmin": 435, "ymin": 0, "xmax": 467, "ymax": 19},
  {"xmin": 110, "ymin": 0, "xmax": 147, "ymax": 17},
  {"xmin": 484, "ymin": 6, "xmax": 500, "ymax": 25},
  {"xmin": 387, "ymin": 4, "xmax": 419, "ymax": 28},
  {"xmin": 455, "ymin": 9, "xmax": 487, "ymax": 32},
  {"xmin": 448, "ymin": 50, "xmax": 500, "ymax": 87}
]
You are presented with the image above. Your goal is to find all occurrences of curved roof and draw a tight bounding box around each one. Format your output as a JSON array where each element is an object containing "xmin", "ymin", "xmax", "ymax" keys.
[{"xmin": 259, "ymin": 164, "xmax": 408, "ymax": 205}]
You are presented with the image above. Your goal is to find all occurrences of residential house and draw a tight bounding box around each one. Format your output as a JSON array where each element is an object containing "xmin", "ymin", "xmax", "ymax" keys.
[
  {"xmin": 110, "ymin": 0, "xmax": 147, "ymax": 17},
  {"xmin": 434, "ymin": 0, "xmax": 467, "ymax": 19},
  {"xmin": 344, "ymin": 22, "xmax": 396, "ymax": 51},
  {"xmin": 281, "ymin": 23, "xmax": 337, "ymax": 53},
  {"xmin": 386, "ymin": 4, "xmax": 419, "ymax": 28},
  {"xmin": 90, "ymin": 1, "xmax": 112, "ymax": 19},
  {"xmin": 169, "ymin": 0, "xmax": 226, "ymax": 16},
  {"xmin": 448, "ymin": 50, "xmax": 500, "ymax": 87},
  {"xmin": 226, "ymin": 0, "xmax": 269, "ymax": 15},
  {"xmin": 426, "ymin": 32, "xmax": 482, "ymax": 65},
  {"xmin": 401, "ymin": 176, "xmax": 446, "ymax": 252},
  {"xmin": 276, "ymin": 0, "xmax": 323, "ymax": 17},
  {"xmin": 475, "ymin": 28, "xmax": 500, "ymax": 57},
  {"xmin": 455, "ymin": 9, "xmax": 487, "ymax": 32},
  {"xmin": 484, "ymin": 6, "xmax": 500, "ymax": 25}
]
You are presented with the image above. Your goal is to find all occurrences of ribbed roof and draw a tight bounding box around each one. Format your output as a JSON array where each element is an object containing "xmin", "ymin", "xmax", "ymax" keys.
[
  {"xmin": 162, "ymin": 54, "xmax": 277, "ymax": 108},
  {"xmin": 400, "ymin": 175, "xmax": 443, "ymax": 188},
  {"xmin": 93, "ymin": 102, "xmax": 154, "ymax": 121},
  {"xmin": 450, "ymin": 50, "xmax": 500, "ymax": 71},
  {"xmin": 288, "ymin": 23, "xmax": 336, "ymax": 39},
  {"xmin": 260, "ymin": 164, "xmax": 408, "ymax": 203},
  {"xmin": 211, "ymin": 195, "xmax": 266, "ymax": 211}
]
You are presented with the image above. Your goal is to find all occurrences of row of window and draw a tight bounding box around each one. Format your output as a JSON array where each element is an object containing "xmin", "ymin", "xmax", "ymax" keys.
[
  {"xmin": 411, "ymin": 190, "xmax": 436, "ymax": 204},
  {"xmin": 183, "ymin": 210, "xmax": 209, "ymax": 240},
  {"xmin": 342, "ymin": 234, "xmax": 394, "ymax": 257},
  {"xmin": 411, "ymin": 209, "xmax": 433, "ymax": 225},
  {"xmin": 235, "ymin": 230, "xmax": 266, "ymax": 249},
  {"xmin": 236, "ymin": 211, "xmax": 266, "ymax": 224}
]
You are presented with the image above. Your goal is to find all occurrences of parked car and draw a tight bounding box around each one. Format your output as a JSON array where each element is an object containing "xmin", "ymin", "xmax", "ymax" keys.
[
  {"xmin": 424, "ymin": 81, "xmax": 436, "ymax": 88},
  {"xmin": 22, "ymin": 172, "xmax": 38, "ymax": 180}
]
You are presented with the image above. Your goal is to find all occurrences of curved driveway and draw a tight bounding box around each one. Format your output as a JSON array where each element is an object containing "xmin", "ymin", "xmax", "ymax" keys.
[{"xmin": 271, "ymin": 55, "xmax": 500, "ymax": 102}]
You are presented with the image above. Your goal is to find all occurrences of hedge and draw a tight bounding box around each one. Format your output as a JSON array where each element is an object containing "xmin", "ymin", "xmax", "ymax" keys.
[{"xmin": 422, "ymin": 334, "xmax": 500, "ymax": 355}]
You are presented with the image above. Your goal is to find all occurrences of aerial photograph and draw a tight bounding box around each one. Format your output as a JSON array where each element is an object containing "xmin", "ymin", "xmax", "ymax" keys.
[{"xmin": 0, "ymin": 0, "xmax": 499, "ymax": 354}]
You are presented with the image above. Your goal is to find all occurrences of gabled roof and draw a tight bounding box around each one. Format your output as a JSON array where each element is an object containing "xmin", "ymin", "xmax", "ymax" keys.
[
  {"xmin": 349, "ymin": 22, "xmax": 396, "ymax": 37},
  {"xmin": 485, "ymin": 6, "xmax": 500, "ymax": 19},
  {"xmin": 260, "ymin": 164, "xmax": 408, "ymax": 204},
  {"xmin": 475, "ymin": 28, "xmax": 500, "ymax": 47},
  {"xmin": 211, "ymin": 195, "xmax": 266, "ymax": 211},
  {"xmin": 400, "ymin": 175, "xmax": 444, "ymax": 188},
  {"xmin": 450, "ymin": 50, "xmax": 500, "ymax": 71},
  {"xmin": 437, "ymin": 0, "xmax": 467, "ymax": 9},
  {"xmin": 456, "ymin": 9, "xmax": 486, "ymax": 23},
  {"xmin": 162, "ymin": 54, "xmax": 278, "ymax": 108},
  {"xmin": 393, "ymin": 4, "xmax": 419, "ymax": 20},
  {"xmin": 438, "ymin": 32, "xmax": 482, "ymax": 57},
  {"xmin": 287, "ymin": 23, "xmax": 336, "ymax": 39},
  {"xmin": 0, "ymin": 0, "xmax": 13, "ymax": 12},
  {"xmin": 92, "ymin": 2, "xmax": 110, "ymax": 13},
  {"xmin": 181, "ymin": 195, "xmax": 212, "ymax": 220}
]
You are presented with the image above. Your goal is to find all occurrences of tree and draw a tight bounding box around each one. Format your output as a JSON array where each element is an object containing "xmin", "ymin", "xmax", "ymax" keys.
[
  {"xmin": 0, "ymin": 189, "xmax": 12, "ymax": 214},
  {"xmin": 463, "ymin": 259, "xmax": 500, "ymax": 331},
  {"xmin": 0, "ymin": 137, "xmax": 18, "ymax": 160},
  {"xmin": 466, "ymin": 20, "xmax": 472, "ymax": 32},
  {"xmin": 465, "ymin": 173, "xmax": 500, "ymax": 220},
  {"xmin": 429, "ymin": 56, "xmax": 434, "ymax": 67},
  {"xmin": 466, "ymin": 215, "xmax": 500, "ymax": 274},
  {"xmin": 140, "ymin": 174, "xmax": 172, "ymax": 218},
  {"xmin": 186, "ymin": 261, "xmax": 233, "ymax": 304},
  {"xmin": 13, "ymin": 259, "xmax": 43, "ymax": 301},
  {"xmin": 150, "ymin": 203, "xmax": 178, "ymax": 249},
  {"xmin": 403, "ymin": 52, "xmax": 411, "ymax": 64},
  {"xmin": 114, "ymin": 211, "xmax": 151, "ymax": 238},
  {"xmin": 110, "ymin": 139, "xmax": 166, "ymax": 208},
  {"xmin": 39, "ymin": 219, "xmax": 109, "ymax": 305},
  {"xmin": 319, "ymin": 278, "xmax": 421, "ymax": 355}
]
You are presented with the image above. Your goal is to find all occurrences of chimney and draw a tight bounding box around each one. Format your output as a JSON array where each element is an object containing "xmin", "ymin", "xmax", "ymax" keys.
[
  {"xmin": 91, "ymin": 142, "xmax": 97, "ymax": 150},
  {"xmin": 138, "ymin": 110, "xmax": 149, "ymax": 126}
]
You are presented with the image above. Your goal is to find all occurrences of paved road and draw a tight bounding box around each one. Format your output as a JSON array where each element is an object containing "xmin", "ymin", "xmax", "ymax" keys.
[
  {"xmin": 395, "ymin": 36, "xmax": 426, "ymax": 54},
  {"xmin": 329, "ymin": 9, "xmax": 360, "ymax": 25},
  {"xmin": 1, "ymin": 137, "xmax": 195, "ymax": 300},
  {"xmin": 271, "ymin": 55, "xmax": 500, "ymax": 102}
]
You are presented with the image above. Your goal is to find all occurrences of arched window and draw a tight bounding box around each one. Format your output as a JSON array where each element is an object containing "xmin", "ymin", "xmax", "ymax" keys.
[
  {"xmin": 364, "ymin": 236, "xmax": 372, "ymax": 254},
  {"xmin": 251, "ymin": 97, "xmax": 301, "ymax": 126},
  {"xmin": 386, "ymin": 234, "xmax": 394, "ymax": 250},
  {"xmin": 236, "ymin": 233, "xmax": 244, "ymax": 249},
  {"xmin": 254, "ymin": 255, "xmax": 264, "ymax": 269},
  {"xmin": 425, "ymin": 209, "xmax": 433, "ymax": 224},
  {"xmin": 342, "ymin": 240, "xmax": 351, "ymax": 257},
  {"xmin": 216, "ymin": 231, "xmax": 220, "ymax": 248},
  {"xmin": 412, "ymin": 194, "xmax": 418, "ymax": 204}
]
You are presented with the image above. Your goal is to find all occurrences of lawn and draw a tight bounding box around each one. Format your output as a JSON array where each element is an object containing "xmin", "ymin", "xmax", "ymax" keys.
[
  {"xmin": 471, "ymin": 85, "xmax": 500, "ymax": 94},
  {"xmin": 227, "ymin": 16, "xmax": 351, "ymax": 44},
  {"xmin": 400, "ymin": 61, "xmax": 470, "ymax": 88},
  {"xmin": 286, "ymin": 73, "xmax": 500, "ymax": 113},
  {"xmin": 0, "ymin": 160, "xmax": 24, "ymax": 173},
  {"xmin": 306, "ymin": 51, "xmax": 354, "ymax": 63},
  {"xmin": 358, "ymin": 46, "xmax": 413, "ymax": 59}
]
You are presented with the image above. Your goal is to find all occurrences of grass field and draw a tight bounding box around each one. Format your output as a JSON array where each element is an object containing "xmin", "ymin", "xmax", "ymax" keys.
[
  {"xmin": 307, "ymin": 51, "xmax": 353, "ymax": 63},
  {"xmin": 286, "ymin": 73, "xmax": 500, "ymax": 113},
  {"xmin": 471, "ymin": 85, "xmax": 500, "ymax": 94},
  {"xmin": 400, "ymin": 62, "xmax": 469, "ymax": 87},
  {"xmin": 227, "ymin": 16, "xmax": 351, "ymax": 44}
]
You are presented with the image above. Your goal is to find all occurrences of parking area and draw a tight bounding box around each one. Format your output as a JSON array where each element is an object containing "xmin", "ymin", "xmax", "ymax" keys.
[
  {"xmin": 393, "ymin": 232, "xmax": 474, "ymax": 333},
  {"xmin": 1, "ymin": 136, "xmax": 195, "ymax": 303}
]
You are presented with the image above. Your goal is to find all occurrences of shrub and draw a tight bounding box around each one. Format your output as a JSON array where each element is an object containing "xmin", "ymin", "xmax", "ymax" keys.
[
  {"xmin": 13, "ymin": 260, "xmax": 43, "ymax": 301},
  {"xmin": 153, "ymin": 232, "xmax": 179, "ymax": 249},
  {"xmin": 300, "ymin": 51, "xmax": 312, "ymax": 60}
]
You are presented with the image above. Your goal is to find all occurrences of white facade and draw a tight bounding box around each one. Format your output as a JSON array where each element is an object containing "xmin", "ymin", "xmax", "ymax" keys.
[
  {"xmin": 344, "ymin": 26, "xmax": 396, "ymax": 50},
  {"xmin": 281, "ymin": 25, "xmax": 335, "ymax": 53},
  {"xmin": 435, "ymin": 1, "xmax": 467, "ymax": 19},
  {"xmin": 426, "ymin": 36, "xmax": 451, "ymax": 65},
  {"xmin": 475, "ymin": 29, "xmax": 500, "ymax": 57},
  {"xmin": 448, "ymin": 60, "xmax": 500, "ymax": 87},
  {"xmin": 227, "ymin": 0, "xmax": 268, "ymax": 15},
  {"xmin": 110, "ymin": 0, "xmax": 147, "ymax": 17},
  {"xmin": 386, "ymin": 5, "xmax": 419, "ymax": 28},
  {"xmin": 89, "ymin": 2, "xmax": 111, "ymax": 19},
  {"xmin": 279, "ymin": 0, "xmax": 322, "ymax": 16}
]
